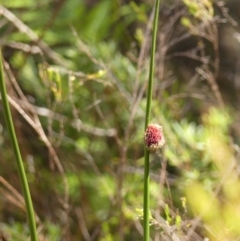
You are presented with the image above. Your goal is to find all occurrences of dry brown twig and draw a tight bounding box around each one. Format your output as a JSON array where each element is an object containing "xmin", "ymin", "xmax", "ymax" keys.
[
  {"xmin": 0, "ymin": 5, "xmax": 68, "ymax": 67},
  {"xmin": 0, "ymin": 176, "xmax": 45, "ymax": 237},
  {"xmin": 158, "ymin": 4, "xmax": 226, "ymax": 109},
  {"xmin": 75, "ymin": 207, "xmax": 92, "ymax": 241},
  {"xmin": 0, "ymin": 176, "xmax": 25, "ymax": 212}
]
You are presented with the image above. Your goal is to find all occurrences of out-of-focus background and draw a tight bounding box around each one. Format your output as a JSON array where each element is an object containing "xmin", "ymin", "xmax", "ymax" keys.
[{"xmin": 0, "ymin": 0, "xmax": 240, "ymax": 240}]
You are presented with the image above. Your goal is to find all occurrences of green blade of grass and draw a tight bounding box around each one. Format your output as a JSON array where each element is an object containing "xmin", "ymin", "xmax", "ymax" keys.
[
  {"xmin": 144, "ymin": 0, "xmax": 161, "ymax": 240},
  {"xmin": 0, "ymin": 50, "xmax": 38, "ymax": 241}
]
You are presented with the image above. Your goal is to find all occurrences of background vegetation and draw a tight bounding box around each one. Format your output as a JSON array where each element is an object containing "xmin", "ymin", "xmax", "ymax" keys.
[{"xmin": 0, "ymin": 0, "xmax": 240, "ymax": 240}]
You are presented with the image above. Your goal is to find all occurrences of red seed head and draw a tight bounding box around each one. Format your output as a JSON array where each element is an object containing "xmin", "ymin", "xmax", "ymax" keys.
[{"xmin": 144, "ymin": 124, "xmax": 165, "ymax": 152}]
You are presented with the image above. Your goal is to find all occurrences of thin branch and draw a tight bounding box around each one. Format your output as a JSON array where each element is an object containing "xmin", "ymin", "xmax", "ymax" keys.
[{"xmin": 0, "ymin": 6, "xmax": 69, "ymax": 67}]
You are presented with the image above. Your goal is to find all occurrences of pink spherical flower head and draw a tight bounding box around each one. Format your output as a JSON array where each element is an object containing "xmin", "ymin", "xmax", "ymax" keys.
[{"xmin": 144, "ymin": 124, "xmax": 165, "ymax": 152}]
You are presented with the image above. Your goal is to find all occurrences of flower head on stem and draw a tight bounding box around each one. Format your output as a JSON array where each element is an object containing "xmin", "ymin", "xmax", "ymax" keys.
[{"xmin": 144, "ymin": 123, "xmax": 165, "ymax": 152}]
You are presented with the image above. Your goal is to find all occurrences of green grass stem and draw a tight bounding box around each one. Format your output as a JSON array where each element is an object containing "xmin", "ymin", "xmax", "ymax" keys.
[
  {"xmin": 144, "ymin": 0, "xmax": 161, "ymax": 241},
  {"xmin": 0, "ymin": 51, "xmax": 38, "ymax": 241}
]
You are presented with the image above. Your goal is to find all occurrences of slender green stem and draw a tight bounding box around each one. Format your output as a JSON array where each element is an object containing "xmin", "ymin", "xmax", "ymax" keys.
[
  {"xmin": 0, "ymin": 51, "xmax": 38, "ymax": 241},
  {"xmin": 144, "ymin": 0, "xmax": 161, "ymax": 241}
]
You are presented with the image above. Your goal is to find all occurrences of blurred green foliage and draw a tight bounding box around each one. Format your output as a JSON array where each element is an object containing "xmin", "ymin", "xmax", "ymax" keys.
[{"xmin": 0, "ymin": 0, "xmax": 240, "ymax": 240}]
